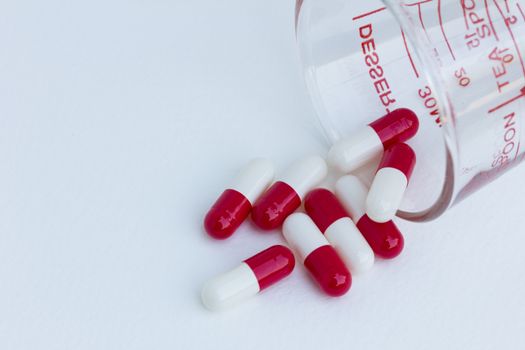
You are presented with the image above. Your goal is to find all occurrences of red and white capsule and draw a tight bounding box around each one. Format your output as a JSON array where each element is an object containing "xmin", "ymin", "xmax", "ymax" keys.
[
  {"xmin": 251, "ymin": 156, "xmax": 327, "ymax": 230},
  {"xmin": 335, "ymin": 175, "xmax": 404, "ymax": 259},
  {"xmin": 366, "ymin": 143, "xmax": 416, "ymax": 223},
  {"xmin": 201, "ymin": 245, "xmax": 295, "ymax": 311},
  {"xmin": 282, "ymin": 213, "xmax": 351, "ymax": 296},
  {"xmin": 328, "ymin": 108, "xmax": 419, "ymax": 173},
  {"xmin": 204, "ymin": 158, "xmax": 274, "ymax": 239},
  {"xmin": 305, "ymin": 189, "xmax": 374, "ymax": 274}
]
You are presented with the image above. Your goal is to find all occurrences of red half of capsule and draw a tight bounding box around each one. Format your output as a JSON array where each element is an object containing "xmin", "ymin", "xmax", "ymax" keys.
[
  {"xmin": 304, "ymin": 245, "xmax": 351, "ymax": 297},
  {"xmin": 204, "ymin": 189, "xmax": 252, "ymax": 239},
  {"xmin": 379, "ymin": 143, "xmax": 416, "ymax": 179},
  {"xmin": 369, "ymin": 108, "xmax": 419, "ymax": 147},
  {"xmin": 356, "ymin": 215, "xmax": 404, "ymax": 259},
  {"xmin": 244, "ymin": 245, "xmax": 295, "ymax": 290},
  {"xmin": 304, "ymin": 188, "xmax": 349, "ymax": 233},
  {"xmin": 251, "ymin": 181, "xmax": 301, "ymax": 230}
]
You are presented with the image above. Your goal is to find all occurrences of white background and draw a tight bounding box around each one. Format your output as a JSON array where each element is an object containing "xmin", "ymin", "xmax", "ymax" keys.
[{"xmin": 1, "ymin": 1, "xmax": 525, "ymax": 349}]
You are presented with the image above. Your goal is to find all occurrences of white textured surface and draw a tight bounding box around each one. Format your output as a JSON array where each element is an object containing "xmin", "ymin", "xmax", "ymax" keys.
[
  {"xmin": 283, "ymin": 213, "xmax": 329, "ymax": 262},
  {"xmin": 335, "ymin": 175, "xmax": 369, "ymax": 221},
  {"xmin": 366, "ymin": 167, "xmax": 408, "ymax": 223},
  {"xmin": 280, "ymin": 155, "xmax": 327, "ymax": 199},
  {"xmin": 230, "ymin": 158, "xmax": 274, "ymax": 204},
  {"xmin": 324, "ymin": 217, "xmax": 375, "ymax": 274},
  {"xmin": 201, "ymin": 263, "xmax": 260, "ymax": 311},
  {"xmin": 327, "ymin": 126, "xmax": 383, "ymax": 173},
  {"xmin": 1, "ymin": 1, "xmax": 525, "ymax": 350}
]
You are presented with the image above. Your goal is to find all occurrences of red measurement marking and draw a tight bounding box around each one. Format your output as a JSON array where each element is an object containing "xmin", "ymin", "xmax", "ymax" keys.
[
  {"xmin": 514, "ymin": 142, "xmax": 521, "ymax": 161},
  {"xmin": 461, "ymin": 1, "xmax": 470, "ymax": 29},
  {"xmin": 413, "ymin": 1, "xmax": 432, "ymax": 41},
  {"xmin": 401, "ymin": 29, "xmax": 420, "ymax": 78},
  {"xmin": 494, "ymin": 0, "xmax": 525, "ymax": 78},
  {"xmin": 352, "ymin": 7, "xmax": 387, "ymax": 21},
  {"xmin": 504, "ymin": 0, "xmax": 510, "ymax": 12},
  {"xmin": 488, "ymin": 88, "xmax": 525, "ymax": 113},
  {"xmin": 405, "ymin": 0, "xmax": 433, "ymax": 6},
  {"xmin": 463, "ymin": 3, "xmax": 470, "ymax": 30},
  {"xmin": 485, "ymin": 0, "xmax": 500, "ymax": 41},
  {"xmin": 517, "ymin": 3, "xmax": 525, "ymax": 21},
  {"xmin": 418, "ymin": 5, "xmax": 426, "ymax": 30},
  {"xmin": 437, "ymin": 0, "xmax": 456, "ymax": 60}
]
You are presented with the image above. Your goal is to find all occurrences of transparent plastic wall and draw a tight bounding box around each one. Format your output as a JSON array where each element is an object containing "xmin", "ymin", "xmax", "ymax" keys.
[{"xmin": 296, "ymin": 0, "xmax": 525, "ymax": 221}]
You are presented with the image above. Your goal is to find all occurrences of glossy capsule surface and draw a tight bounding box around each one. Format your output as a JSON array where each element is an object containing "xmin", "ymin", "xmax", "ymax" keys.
[
  {"xmin": 201, "ymin": 245, "xmax": 295, "ymax": 311},
  {"xmin": 282, "ymin": 213, "xmax": 351, "ymax": 296},
  {"xmin": 252, "ymin": 156, "xmax": 327, "ymax": 230},
  {"xmin": 335, "ymin": 175, "xmax": 404, "ymax": 259},
  {"xmin": 327, "ymin": 108, "xmax": 419, "ymax": 173},
  {"xmin": 204, "ymin": 158, "xmax": 274, "ymax": 239},
  {"xmin": 366, "ymin": 143, "xmax": 416, "ymax": 223},
  {"xmin": 305, "ymin": 189, "xmax": 374, "ymax": 274}
]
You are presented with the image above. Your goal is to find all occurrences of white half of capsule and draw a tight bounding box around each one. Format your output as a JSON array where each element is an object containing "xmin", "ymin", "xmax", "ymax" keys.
[
  {"xmin": 334, "ymin": 175, "xmax": 368, "ymax": 223},
  {"xmin": 366, "ymin": 167, "xmax": 408, "ymax": 223},
  {"xmin": 280, "ymin": 156, "xmax": 328, "ymax": 199},
  {"xmin": 230, "ymin": 158, "xmax": 275, "ymax": 204},
  {"xmin": 327, "ymin": 127, "xmax": 383, "ymax": 174},
  {"xmin": 201, "ymin": 263, "xmax": 260, "ymax": 311},
  {"xmin": 282, "ymin": 213, "xmax": 328, "ymax": 263},
  {"xmin": 324, "ymin": 217, "xmax": 374, "ymax": 274}
]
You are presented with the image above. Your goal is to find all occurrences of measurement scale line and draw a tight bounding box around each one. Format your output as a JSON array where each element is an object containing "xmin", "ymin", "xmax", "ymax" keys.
[
  {"xmin": 352, "ymin": 7, "xmax": 386, "ymax": 21},
  {"xmin": 405, "ymin": 0, "xmax": 434, "ymax": 7},
  {"xmin": 463, "ymin": 3, "xmax": 470, "ymax": 29},
  {"xmin": 493, "ymin": 0, "xmax": 525, "ymax": 78},
  {"xmin": 517, "ymin": 3, "xmax": 525, "ymax": 21},
  {"xmin": 514, "ymin": 142, "xmax": 521, "ymax": 161},
  {"xmin": 401, "ymin": 29, "xmax": 420, "ymax": 78},
  {"xmin": 485, "ymin": 0, "xmax": 500, "ymax": 41},
  {"xmin": 488, "ymin": 89, "xmax": 525, "ymax": 113},
  {"xmin": 415, "ymin": 1, "xmax": 432, "ymax": 41},
  {"xmin": 437, "ymin": 0, "xmax": 457, "ymax": 61}
]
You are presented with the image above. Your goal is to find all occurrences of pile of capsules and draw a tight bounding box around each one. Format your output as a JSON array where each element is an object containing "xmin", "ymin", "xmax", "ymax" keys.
[{"xmin": 201, "ymin": 108, "xmax": 419, "ymax": 311}]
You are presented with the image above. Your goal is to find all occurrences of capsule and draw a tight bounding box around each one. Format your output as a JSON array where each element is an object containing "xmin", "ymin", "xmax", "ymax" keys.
[
  {"xmin": 366, "ymin": 143, "xmax": 416, "ymax": 223},
  {"xmin": 204, "ymin": 158, "xmax": 274, "ymax": 239},
  {"xmin": 327, "ymin": 108, "xmax": 419, "ymax": 173},
  {"xmin": 282, "ymin": 213, "xmax": 351, "ymax": 296},
  {"xmin": 251, "ymin": 156, "xmax": 327, "ymax": 230},
  {"xmin": 335, "ymin": 175, "xmax": 404, "ymax": 259},
  {"xmin": 305, "ymin": 189, "xmax": 374, "ymax": 274},
  {"xmin": 201, "ymin": 245, "xmax": 295, "ymax": 311}
]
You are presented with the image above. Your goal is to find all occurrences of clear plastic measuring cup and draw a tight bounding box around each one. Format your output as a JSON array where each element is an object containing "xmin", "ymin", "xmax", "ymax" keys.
[{"xmin": 296, "ymin": 0, "xmax": 525, "ymax": 221}]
